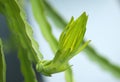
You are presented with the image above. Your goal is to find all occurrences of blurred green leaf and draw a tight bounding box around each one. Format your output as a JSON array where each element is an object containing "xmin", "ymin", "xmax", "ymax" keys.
[
  {"xmin": 0, "ymin": 0, "xmax": 43, "ymax": 82},
  {"xmin": 18, "ymin": 47, "xmax": 37, "ymax": 82},
  {"xmin": 0, "ymin": 39, "xmax": 6, "ymax": 82},
  {"xmin": 30, "ymin": 0, "xmax": 58, "ymax": 53},
  {"xmin": 42, "ymin": 0, "xmax": 67, "ymax": 28},
  {"xmin": 0, "ymin": 0, "xmax": 42, "ymax": 63},
  {"xmin": 85, "ymin": 45, "xmax": 120, "ymax": 78}
]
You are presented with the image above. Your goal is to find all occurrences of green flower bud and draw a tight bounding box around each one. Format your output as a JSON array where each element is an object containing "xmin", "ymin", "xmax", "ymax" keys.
[
  {"xmin": 59, "ymin": 12, "xmax": 88, "ymax": 53},
  {"xmin": 54, "ymin": 12, "xmax": 90, "ymax": 62},
  {"xmin": 36, "ymin": 12, "xmax": 90, "ymax": 76}
]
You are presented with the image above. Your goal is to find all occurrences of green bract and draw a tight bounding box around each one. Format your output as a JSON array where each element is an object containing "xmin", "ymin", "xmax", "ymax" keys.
[{"xmin": 36, "ymin": 12, "xmax": 90, "ymax": 76}]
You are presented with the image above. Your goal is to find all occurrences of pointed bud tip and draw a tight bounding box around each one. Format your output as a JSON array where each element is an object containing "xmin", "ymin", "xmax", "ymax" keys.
[{"xmin": 82, "ymin": 12, "xmax": 87, "ymax": 16}]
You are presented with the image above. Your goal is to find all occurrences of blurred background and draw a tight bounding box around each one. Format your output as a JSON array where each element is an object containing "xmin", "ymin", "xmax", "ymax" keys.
[{"xmin": 28, "ymin": 0, "xmax": 120, "ymax": 82}]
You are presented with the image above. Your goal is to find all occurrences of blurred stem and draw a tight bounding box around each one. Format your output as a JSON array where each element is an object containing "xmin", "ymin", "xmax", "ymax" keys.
[
  {"xmin": 65, "ymin": 67, "xmax": 74, "ymax": 82},
  {"xmin": 43, "ymin": 0, "xmax": 120, "ymax": 78},
  {"xmin": 30, "ymin": 0, "xmax": 74, "ymax": 82}
]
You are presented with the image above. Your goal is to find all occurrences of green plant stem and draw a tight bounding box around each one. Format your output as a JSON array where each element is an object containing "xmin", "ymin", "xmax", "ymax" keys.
[
  {"xmin": 30, "ymin": 0, "xmax": 74, "ymax": 82},
  {"xmin": 65, "ymin": 67, "xmax": 74, "ymax": 82},
  {"xmin": 43, "ymin": 0, "xmax": 120, "ymax": 78},
  {"xmin": 0, "ymin": 39, "xmax": 6, "ymax": 82}
]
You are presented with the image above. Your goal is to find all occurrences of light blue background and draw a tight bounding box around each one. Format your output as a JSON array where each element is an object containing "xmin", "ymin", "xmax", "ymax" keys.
[{"xmin": 27, "ymin": 0, "xmax": 120, "ymax": 82}]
